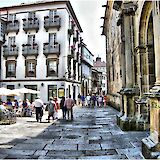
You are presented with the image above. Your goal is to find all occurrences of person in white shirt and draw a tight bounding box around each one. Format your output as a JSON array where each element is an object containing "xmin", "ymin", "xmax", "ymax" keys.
[
  {"xmin": 86, "ymin": 94, "xmax": 91, "ymax": 107},
  {"xmin": 33, "ymin": 96, "xmax": 44, "ymax": 122}
]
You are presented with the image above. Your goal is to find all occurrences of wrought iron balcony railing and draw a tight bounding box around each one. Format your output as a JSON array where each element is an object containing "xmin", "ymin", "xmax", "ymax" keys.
[
  {"xmin": 44, "ymin": 16, "xmax": 61, "ymax": 31},
  {"xmin": 43, "ymin": 42, "xmax": 60, "ymax": 57},
  {"xmin": 22, "ymin": 43, "xmax": 39, "ymax": 57},
  {"xmin": 6, "ymin": 20, "xmax": 20, "ymax": 34},
  {"xmin": 3, "ymin": 45, "xmax": 19, "ymax": 58},
  {"xmin": 23, "ymin": 17, "xmax": 39, "ymax": 33}
]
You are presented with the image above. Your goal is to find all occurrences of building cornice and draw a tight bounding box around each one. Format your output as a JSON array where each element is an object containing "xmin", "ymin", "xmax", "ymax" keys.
[
  {"xmin": 0, "ymin": 0, "xmax": 83, "ymax": 32},
  {"xmin": 0, "ymin": 78, "xmax": 81, "ymax": 84}
]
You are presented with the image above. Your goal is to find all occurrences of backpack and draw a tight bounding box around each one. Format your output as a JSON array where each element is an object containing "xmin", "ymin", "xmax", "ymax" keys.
[{"xmin": 48, "ymin": 101, "xmax": 55, "ymax": 112}]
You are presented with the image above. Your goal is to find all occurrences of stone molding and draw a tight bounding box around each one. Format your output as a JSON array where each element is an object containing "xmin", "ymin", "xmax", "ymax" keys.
[
  {"xmin": 119, "ymin": 87, "xmax": 140, "ymax": 96},
  {"xmin": 123, "ymin": 2, "xmax": 138, "ymax": 16}
]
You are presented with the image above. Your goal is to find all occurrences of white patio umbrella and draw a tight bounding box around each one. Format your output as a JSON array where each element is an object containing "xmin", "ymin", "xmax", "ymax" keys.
[
  {"xmin": 13, "ymin": 87, "xmax": 40, "ymax": 94},
  {"xmin": 0, "ymin": 87, "xmax": 19, "ymax": 96}
]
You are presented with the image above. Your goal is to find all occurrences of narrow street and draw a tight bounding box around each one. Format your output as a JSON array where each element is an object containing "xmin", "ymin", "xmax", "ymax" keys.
[{"xmin": 0, "ymin": 106, "xmax": 148, "ymax": 159}]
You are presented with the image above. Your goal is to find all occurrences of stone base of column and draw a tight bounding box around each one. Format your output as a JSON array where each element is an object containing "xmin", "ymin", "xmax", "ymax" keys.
[
  {"xmin": 119, "ymin": 115, "xmax": 130, "ymax": 131},
  {"xmin": 142, "ymin": 137, "xmax": 160, "ymax": 159},
  {"xmin": 119, "ymin": 115, "xmax": 149, "ymax": 131},
  {"xmin": 136, "ymin": 120, "xmax": 149, "ymax": 131},
  {"xmin": 129, "ymin": 117, "xmax": 137, "ymax": 130},
  {"xmin": 116, "ymin": 111, "xmax": 123, "ymax": 126}
]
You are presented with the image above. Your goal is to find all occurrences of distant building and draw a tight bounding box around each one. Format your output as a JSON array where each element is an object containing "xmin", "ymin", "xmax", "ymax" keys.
[
  {"xmin": 81, "ymin": 43, "xmax": 93, "ymax": 96},
  {"xmin": 91, "ymin": 68, "xmax": 102, "ymax": 95},
  {"xmin": 0, "ymin": 1, "xmax": 83, "ymax": 103},
  {"xmin": 93, "ymin": 57, "xmax": 107, "ymax": 95}
]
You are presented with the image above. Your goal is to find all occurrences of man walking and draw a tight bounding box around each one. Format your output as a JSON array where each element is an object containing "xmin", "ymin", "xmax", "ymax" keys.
[
  {"xmin": 47, "ymin": 97, "xmax": 57, "ymax": 122},
  {"xmin": 33, "ymin": 96, "xmax": 43, "ymax": 122},
  {"xmin": 64, "ymin": 95, "xmax": 74, "ymax": 120}
]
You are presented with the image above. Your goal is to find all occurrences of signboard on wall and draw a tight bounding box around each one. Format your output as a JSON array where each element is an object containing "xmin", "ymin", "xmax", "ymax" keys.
[{"xmin": 58, "ymin": 88, "xmax": 65, "ymax": 98}]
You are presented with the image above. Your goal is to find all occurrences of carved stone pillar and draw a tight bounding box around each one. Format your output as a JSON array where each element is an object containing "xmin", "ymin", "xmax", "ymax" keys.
[
  {"xmin": 116, "ymin": 12, "xmax": 126, "ymax": 125},
  {"xmin": 118, "ymin": 1, "xmax": 139, "ymax": 131},
  {"xmin": 142, "ymin": 1, "xmax": 160, "ymax": 158}
]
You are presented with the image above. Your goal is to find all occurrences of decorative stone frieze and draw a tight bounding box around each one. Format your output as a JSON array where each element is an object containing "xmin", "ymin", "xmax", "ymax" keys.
[
  {"xmin": 119, "ymin": 87, "xmax": 140, "ymax": 96},
  {"xmin": 113, "ymin": 0, "xmax": 122, "ymax": 11},
  {"xmin": 123, "ymin": 2, "xmax": 138, "ymax": 16},
  {"xmin": 142, "ymin": 91, "xmax": 160, "ymax": 158}
]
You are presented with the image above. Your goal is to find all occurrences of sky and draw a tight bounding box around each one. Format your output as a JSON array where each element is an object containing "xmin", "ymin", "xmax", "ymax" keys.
[{"xmin": 0, "ymin": 0, "xmax": 106, "ymax": 61}]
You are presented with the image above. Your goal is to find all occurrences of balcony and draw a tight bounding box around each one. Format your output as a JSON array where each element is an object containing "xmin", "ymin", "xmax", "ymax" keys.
[
  {"xmin": 23, "ymin": 17, "xmax": 39, "ymax": 33},
  {"xmin": 0, "ymin": 20, "xmax": 6, "ymax": 44},
  {"xmin": 44, "ymin": 16, "xmax": 61, "ymax": 31},
  {"xmin": 22, "ymin": 43, "xmax": 39, "ymax": 57},
  {"xmin": 6, "ymin": 20, "xmax": 19, "ymax": 34},
  {"xmin": 3, "ymin": 45, "xmax": 19, "ymax": 58},
  {"xmin": 43, "ymin": 43, "xmax": 60, "ymax": 57}
]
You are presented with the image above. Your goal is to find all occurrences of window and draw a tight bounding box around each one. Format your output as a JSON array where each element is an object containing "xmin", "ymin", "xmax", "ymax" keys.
[
  {"xmin": 67, "ymin": 56, "xmax": 71, "ymax": 78},
  {"xmin": 47, "ymin": 59, "xmax": 58, "ymax": 76},
  {"xmin": 24, "ymin": 85, "xmax": 37, "ymax": 103},
  {"xmin": 8, "ymin": 14, "xmax": 16, "ymax": 21},
  {"xmin": 49, "ymin": 10, "xmax": 54, "ymax": 19},
  {"xmin": 28, "ymin": 12, "xmax": 35, "ymax": 19},
  {"xmin": 28, "ymin": 35, "xmax": 35, "ymax": 44},
  {"xmin": 48, "ymin": 85, "xmax": 57, "ymax": 100},
  {"xmin": 49, "ymin": 33, "xmax": 56, "ymax": 44},
  {"xmin": 6, "ymin": 60, "xmax": 16, "ymax": 77},
  {"xmin": 8, "ymin": 36, "xmax": 16, "ymax": 49},
  {"xmin": 26, "ymin": 59, "xmax": 36, "ymax": 77}
]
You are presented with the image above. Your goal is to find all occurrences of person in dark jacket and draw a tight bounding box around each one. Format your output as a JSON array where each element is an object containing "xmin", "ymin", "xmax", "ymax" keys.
[{"xmin": 60, "ymin": 96, "xmax": 67, "ymax": 119}]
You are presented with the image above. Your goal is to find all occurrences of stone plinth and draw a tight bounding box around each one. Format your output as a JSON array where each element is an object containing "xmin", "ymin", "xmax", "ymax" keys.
[
  {"xmin": 135, "ymin": 98, "xmax": 149, "ymax": 131},
  {"xmin": 118, "ymin": 87, "xmax": 140, "ymax": 131},
  {"xmin": 142, "ymin": 92, "xmax": 160, "ymax": 159}
]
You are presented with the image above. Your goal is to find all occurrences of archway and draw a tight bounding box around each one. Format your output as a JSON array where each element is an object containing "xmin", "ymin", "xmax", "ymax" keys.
[{"xmin": 139, "ymin": 1, "xmax": 155, "ymax": 93}]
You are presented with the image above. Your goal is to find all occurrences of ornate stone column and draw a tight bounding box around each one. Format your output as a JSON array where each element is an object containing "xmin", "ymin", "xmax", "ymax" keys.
[
  {"xmin": 134, "ymin": 45, "xmax": 150, "ymax": 131},
  {"xmin": 116, "ymin": 12, "xmax": 126, "ymax": 125},
  {"xmin": 119, "ymin": 1, "xmax": 139, "ymax": 131},
  {"xmin": 142, "ymin": 1, "xmax": 160, "ymax": 159}
]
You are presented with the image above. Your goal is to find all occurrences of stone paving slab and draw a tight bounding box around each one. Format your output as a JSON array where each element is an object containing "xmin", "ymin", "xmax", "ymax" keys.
[
  {"xmin": 84, "ymin": 149, "xmax": 118, "ymax": 156},
  {"xmin": 116, "ymin": 147, "xmax": 144, "ymax": 159},
  {"xmin": 0, "ymin": 106, "xmax": 148, "ymax": 159},
  {"xmin": 44, "ymin": 144, "xmax": 77, "ymax": 151},
  {"xmin": 78, "ymin": 144, "xmax": 101, "ymax": 151},
  {"xmin": 24, "ymin": 138, "xmax": 54, "ymax": 144},
  {"xmin": 12, "ymin": 143, "xmax": 46, "ymax": 150},
  {"xmin": 0, "ymin": 148, "xmax": 35, "ymax": 155},
  {"xmin": 47, "ymin": 150, "xmax": 84, "ymax": 158},
  {"xmin": 78, "ymin": 154, "xmax": 128, "ymax": 159}
]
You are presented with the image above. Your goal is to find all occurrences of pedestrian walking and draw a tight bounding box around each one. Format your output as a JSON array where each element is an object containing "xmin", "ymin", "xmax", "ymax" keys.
[
  {"xmin": 22, "ymin": 99, "xmax": 28, "ymax": 116},
  {"xmin": 86, "ymin": 94, "xmax": 91, "ymax": 107},
  {"xmin": 33, "ymin": 96, "xmax": 44, "ymax": 122},
  {"xmin": 60, "ymin": 96, "xmax": 67, "ymax": 119},
  {"xmin": 77, "ymin": 93, "xmax": 81, "ymax": 105},
  {"xmin": 64, "ymin": 95, "xmax": 74, "ymax": 120},
  {"xmin": 91, "ymin": 94, "xmax": 96, "ymax": 108},
  {"xmin": 81, "ymin": 95, "xmax": 85, "ymax": 107},
  {"xmin": 98, "ymin": 95, "xmax": 103, "ymax": 107},
  {"xmin": 47, "ymin": 97, "xmax": 57, "ymax": 122}
]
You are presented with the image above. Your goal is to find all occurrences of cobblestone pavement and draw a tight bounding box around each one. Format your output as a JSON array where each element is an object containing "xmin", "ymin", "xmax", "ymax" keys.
[{"xmin": 0, "ymin": 106, "xmax": 148, "ymax": 159}]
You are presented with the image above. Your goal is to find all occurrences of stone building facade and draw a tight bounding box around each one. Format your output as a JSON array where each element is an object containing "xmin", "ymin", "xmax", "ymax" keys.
[
  {"xmin": 102, "ymin": 0, "xmax": 160, "ymax": 158},
  {"xmin": 81, "ymin": 43, "xmax": 93, "ymax": 96}
]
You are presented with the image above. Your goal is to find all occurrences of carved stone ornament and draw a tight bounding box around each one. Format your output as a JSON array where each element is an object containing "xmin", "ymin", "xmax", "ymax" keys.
[{"xmin": 123, "ymin": 2, "xmax": 138, "ymax": 16}]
